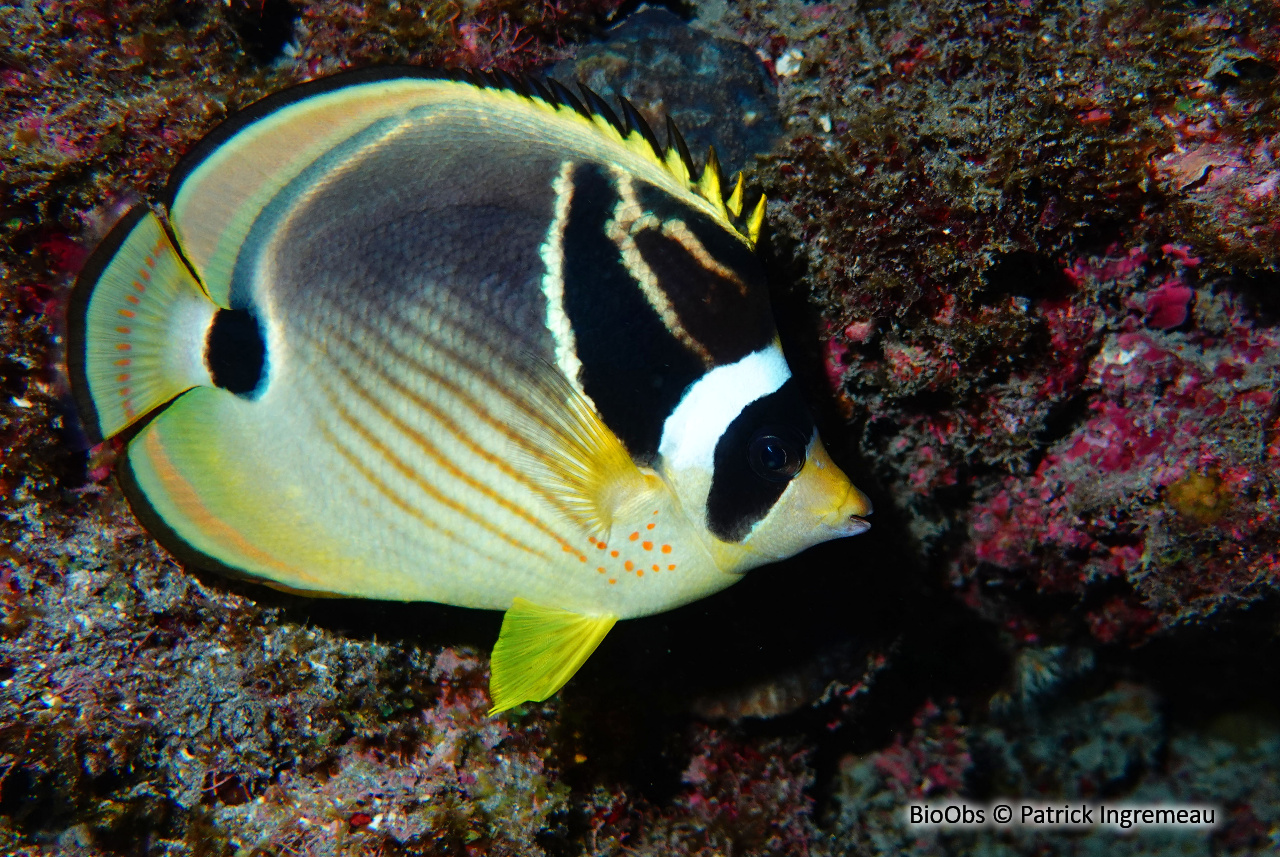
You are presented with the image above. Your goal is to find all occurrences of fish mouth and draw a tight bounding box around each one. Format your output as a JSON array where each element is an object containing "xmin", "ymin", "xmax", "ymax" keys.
[
  {"xmin": 846, "ymin": 515, "xmax": 871, "ymax": 535},
  {"xmin": 821, "ymin": 484, "xmax": 873, "ymax": 536}
]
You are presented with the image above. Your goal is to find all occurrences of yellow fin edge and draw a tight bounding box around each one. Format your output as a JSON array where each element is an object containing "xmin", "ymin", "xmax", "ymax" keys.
[{"xmin": 488, "ymin": 598, "xmax": 617, "ymax": 714}]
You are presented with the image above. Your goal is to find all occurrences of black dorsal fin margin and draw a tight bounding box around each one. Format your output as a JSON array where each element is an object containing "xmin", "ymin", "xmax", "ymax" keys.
[
  {"xmin": 619, "ymin": 98, "xmax": 661, "ymax": 156},
  {"xmin": 162, "ymin": 66, "xmax": 713, "ymax": 217},
  {"xmin": 163, "ymin": 66, "xmax": 477, "ymax": 208},
  {"xmin": 579, "ymin": 85, "xmax": 623, "ymax": 134},
  {"xmin": 547, "ymin": 79, "xmax": 589, "ymax": 117},
  {"xmin": 491, "ymin": 69, "xmax": 528, "ymax": 98},
  {"xmin": 703, "ymin": 145, "xmax": 722, "ymax": 188},
  {"xmin": 665, "ymin": 115, "xmax": 695, "ymax": 175},
  {"xmin": 527, "ymin": 77, "xmax": 554, "ymax": 105}
]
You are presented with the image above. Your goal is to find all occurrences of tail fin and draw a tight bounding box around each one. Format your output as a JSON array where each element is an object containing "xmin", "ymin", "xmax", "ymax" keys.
[{"xmin": 67, "ymin": 207, "xmax": 218, "ymax": 443}]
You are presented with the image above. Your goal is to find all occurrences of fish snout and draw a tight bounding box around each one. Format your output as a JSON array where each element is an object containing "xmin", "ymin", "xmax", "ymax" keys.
[{"xmin": 825, "ymin": 482, "xmax": 873, "ymax": 536}]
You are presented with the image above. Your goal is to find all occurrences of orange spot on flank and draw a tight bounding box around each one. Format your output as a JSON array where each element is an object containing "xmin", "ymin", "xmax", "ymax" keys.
[
  {"xmin": 144, "ymin": 255, "xmax": 157, "ymax": 268},
  {"xmin": 608, "ymin": 578, "xmax": 617, "ymax": 584},
  {"xmin": 667, "ymin": 564, "xmax": 676, "ymax": 571},
  {"xmin": 588, "ymin": 537, "xmax": 598, "ymax": 546},
  {"xmin": 579, "ymin": 555, "xmax": 587, "ymax": 562},
  {"xmin": 652, "ymin": 564, "xmax": 659, "ymax": 572},
  {"xmin": 661, "ymin": 544, "xmax": 672, "ymax": 554},
  {"xmin": 598, "ymin": 567, "xmax": 606, "ymax": 573},
  {"xmin": 636, "ymin": 570, "xmax": 644, "ymax": 577},
  {"xmin": 597, "ymin": 542, "xmax": 607, "ymax": 550},
  {"xmin": 115, "ymin": 343, "xmax": 131, "ymax": 351},
  {"xmin": 610, "ymin": 550, "xmax": 619, "ymax": 557},
  {"xmin": 115, "ymin": 326, "xmax": 132, "ymax": 335},
  {"xmin": 652, "ymin": 510, "xmax": 659, "ymax": 515},
  {"xmin": 628, "ymin": 531, "xmax": 639, "ymax": 541},
  {"xmin": 117, "ymin": 309, "xmax": 136, "ymax": 318},
  {"xmin": 138, "ymin": 269, "xmax": 151, "ymax": 281},
  {"xmin": 646, "ymin": 522, "xmax": 656, "ymax": 530},
  {"xmin": 642, "ymin": 541, "xmax": 653, "ymax": 550},
  {"xmin": 126, "ymin": 294, "xmax": 141, "ymax": 304},
  {"xmin": 131, "ymin": 281, "xmax": 146, "ymax": 292},
  {"xmin": 624, "ymin": 560, "xmax": 634, "ymax": 571},
  {"xmin": 113, "ymin": 358, "xmax": 131, "ymax": 367},
  {"xmin": 119, "ymin": 387, "xmax": 131, "ymax": 396},
  {"xmin": 562, "ymin": 545, "xmax": 573, "ymax": 552},
  {"xmin": 116, "ymin": 374, "xmax": 130, "ymax": 383}
]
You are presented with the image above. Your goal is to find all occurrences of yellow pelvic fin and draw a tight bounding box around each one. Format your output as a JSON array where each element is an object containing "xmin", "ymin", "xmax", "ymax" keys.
[
  {"xmin": 511, "ymin": 365, "xmax": 659, "ymax": 540},
  {"xmin": 68, "ymin": 207, "xmax": 217, "ymax": 442},
  {"xmin": 488, "ymin": 598, "xmax": 616, "ymax": 714}
]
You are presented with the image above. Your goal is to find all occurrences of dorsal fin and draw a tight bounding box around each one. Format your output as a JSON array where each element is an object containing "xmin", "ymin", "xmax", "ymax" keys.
[
  {"xmin": 547, "ymin": 78, "xmax": 588, "ymax": 117},
  {"xmin": 619, "ymin": 97, "xmax": 661, "ymax": 156},
  {"xmin": 664, "ymin": 116, "xmax": 693, "ymax": 184},
  {"xmin": 695, "ymin": 146, "xmax": 728, "ymax": 221},
  {"xmin": 727, "ymin": 172, "xmax": 745, "ymax": 218},
  {"xmin": 164, "ymin": 69, "xmax": 767, "ymax": 302},
  {"xmin": 578, "ymin": 84, "xmax": 623, "ymax": 135},
  {"xmin": 747, "ymin": 192, "xmax": 768, "ymax": 246},
  {"xmin": 526, "ymin": 76, "xmax": 555, "ymax": 105}
]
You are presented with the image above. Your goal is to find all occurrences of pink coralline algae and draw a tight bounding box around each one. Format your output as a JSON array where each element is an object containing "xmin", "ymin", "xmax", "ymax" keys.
[
  {"xmin": 827, "ymin": 700, "xmax": 971, "ymax": 855},
  {"xmin": 578, "ymin": 725, "xmax": 823, "ymax": 857},
  {"xmin": 1141, "ymin": 279, "xmax": 1196, "ymax": 330},
  {"xmin": 867, "ymin": 701, "xmax": 969, "ymax": 799},
  {"xmin": 958, "ymin": 243, "xmax": 1280, "ymax": 643}
]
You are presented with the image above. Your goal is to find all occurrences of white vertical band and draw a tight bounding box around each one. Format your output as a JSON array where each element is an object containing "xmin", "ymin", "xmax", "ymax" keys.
[{"xmin": 657, "ymin": 344, "xmax": 791, "ymax": 473}]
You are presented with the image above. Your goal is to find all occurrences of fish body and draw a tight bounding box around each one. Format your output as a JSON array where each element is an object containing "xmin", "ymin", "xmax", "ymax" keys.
[{"xmin": 67, "ymin": 70, "xmax": 871, "ymax": 711}]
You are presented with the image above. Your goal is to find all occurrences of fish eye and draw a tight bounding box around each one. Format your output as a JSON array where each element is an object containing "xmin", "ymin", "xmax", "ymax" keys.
[{"xmin": 747, "ymin": 428, "xmax": 806, "ymax": 483}]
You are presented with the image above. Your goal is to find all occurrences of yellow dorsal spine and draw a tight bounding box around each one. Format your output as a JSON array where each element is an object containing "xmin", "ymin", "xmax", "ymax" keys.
[
  {"xmin": 747, "ymin": 193, "xmax": 767, "ymax": 246},
  {"xmin": 697, "ymin": 146, "xmax": 724, "ymax": 215},
  {"xmin": 664, "ymin": 146, "xmax": 691, "ymax": 184},
  {"xmin": 509, "ymin": 78, "xmax": 762, "ymax": 249},
  {"xmin": 727, "ymin": 172, "xmax": 745, "ymax": 219}
]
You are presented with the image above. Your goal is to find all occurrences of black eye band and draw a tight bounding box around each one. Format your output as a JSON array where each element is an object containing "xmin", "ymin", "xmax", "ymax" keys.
[
  {"xmin": 705, "ymin": 379, "xmax": 815, "ymax": 542},
  {"xmin": 747, "ymin": 427, "xmax": 807, "ymax": 483}
]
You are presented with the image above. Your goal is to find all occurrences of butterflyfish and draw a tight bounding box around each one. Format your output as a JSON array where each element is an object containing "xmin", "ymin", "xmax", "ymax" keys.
[{"xmin": 66, "ymin": 69, "xmax": 873, "ymax": 713}]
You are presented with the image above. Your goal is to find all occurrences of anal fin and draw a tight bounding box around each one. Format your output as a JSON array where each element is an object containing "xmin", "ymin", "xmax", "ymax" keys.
[{"xmin": 488, "ymin": 598, "xmax": 616, "ymax": 714}]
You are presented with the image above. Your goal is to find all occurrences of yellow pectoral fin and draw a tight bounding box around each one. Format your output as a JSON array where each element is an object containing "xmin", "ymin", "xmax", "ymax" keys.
[
  {"xmin": 508, "ymin": 362, "xmax": 653, "ymax": 540},
  {"xmin": 488, "ymin": 598, "xmax": 616, "ymax": 715}
]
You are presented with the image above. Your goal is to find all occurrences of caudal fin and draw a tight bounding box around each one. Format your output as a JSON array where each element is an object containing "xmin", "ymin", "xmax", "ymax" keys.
[{"xmin": 67, "ymin": 207, "xmax": 217, "ymax": 443}]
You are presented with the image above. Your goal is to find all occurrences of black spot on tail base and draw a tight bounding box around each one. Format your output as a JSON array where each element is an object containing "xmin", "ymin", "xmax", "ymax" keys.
[{"xmin": 206, "ymin": 309, "xmax": 266, "ymax": 395}]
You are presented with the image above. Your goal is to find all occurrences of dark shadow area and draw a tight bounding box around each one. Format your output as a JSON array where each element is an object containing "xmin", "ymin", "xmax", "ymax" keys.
[
  {"xmin": 223, "ymin": 0, "xmax": 298, "ymax": 64},
  {"xmin": 983, "ymin": 249, "xmax": 1074, "ymax": 302},
  {"xmin": 1127, "ymin": 597, "xmax": 1280, "ymax": 722},
  {"xmin": 1214, "ymin": 268, "xmax": 1280, "ymax": 325}
]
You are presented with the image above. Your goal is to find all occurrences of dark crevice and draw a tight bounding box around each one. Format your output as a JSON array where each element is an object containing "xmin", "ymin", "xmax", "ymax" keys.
[
  {"xmin": 983, "ymin": 249, "xmax": 1073, "ymax": 302},
  {"xmin": 224, "ymin": 0, "xmax": 298, "ymax": 64}
]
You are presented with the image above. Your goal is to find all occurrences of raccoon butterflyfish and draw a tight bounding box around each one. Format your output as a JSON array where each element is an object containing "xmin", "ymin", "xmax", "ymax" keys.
[{"xmin": 66, "ymin": 68, "xmax": 872, "ymax": 714}]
